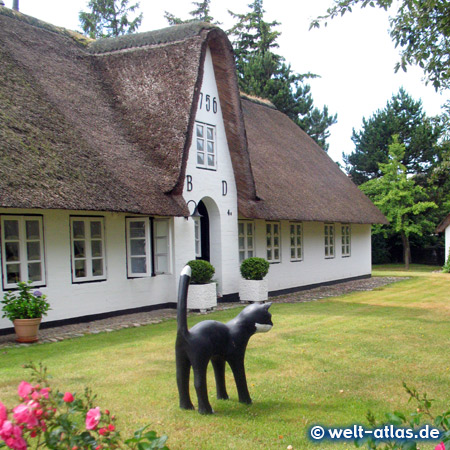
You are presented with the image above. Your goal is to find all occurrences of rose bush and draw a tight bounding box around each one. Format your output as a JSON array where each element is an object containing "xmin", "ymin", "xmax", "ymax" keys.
[
  {"xmin": 354, "ymin": 382, "xmax": 449, "ymax": 450},
  {"xmin": 0, "ymin": 363, "xmax": 169, "ymax": 450}
]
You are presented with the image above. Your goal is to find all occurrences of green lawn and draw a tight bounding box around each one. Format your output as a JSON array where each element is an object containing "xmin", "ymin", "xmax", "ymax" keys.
[{"xmin": 1, "ymin": 266, "xmax": 449, "ymax": 449}]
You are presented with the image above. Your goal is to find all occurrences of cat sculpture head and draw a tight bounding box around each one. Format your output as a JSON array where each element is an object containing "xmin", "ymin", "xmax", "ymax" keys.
[{"xmin": 237, "ymin": 302, "xmax": 273, "ymax": 333}]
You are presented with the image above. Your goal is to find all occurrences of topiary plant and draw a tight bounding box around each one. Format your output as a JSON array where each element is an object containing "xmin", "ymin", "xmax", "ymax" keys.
[
  {"xmin": 187, "ymin": 260, "xmax": 215, "ymax": 284},
  {"xmin": 240, "ymin": 257, "xmax": 270, "ymax": 281}
]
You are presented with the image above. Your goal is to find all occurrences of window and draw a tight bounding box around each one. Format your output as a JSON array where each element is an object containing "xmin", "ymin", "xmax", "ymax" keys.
[
  {"xmin": 341, "ymin": 224, "xmax": 351, "ymax": 257},
  {"xmin": 126, "ymin": 217, "xmax": 171, "ymax": 277},
  {"xmin": 154, "ymin": 219, "xmax": 170, "ymax": 274},
  {"xmin": 238, "ymin": 221, "xmax": 254, "ymax": 263},
  {"xmin": 71, "ymin": 217, "xmax": 106, "ymax": 282},
  {"xmin": 126, "ymin": 218, "xmax": 151, "ymax": 277},
  {"xmin": 324, "ymin": 223, "xmax": 335, "ymax": 258},
  {"xmin": 266, "ymin": 222, "xmax": 281, "ymax": 262},
  {"xmin": 194, "ymin": 217, "xmax": 201, "ymax": 258},
  {"xmin": 290, "ymin": 222, "xmax": 303, "ymax": 261},
  {"xmin": 196, "ymin": 122, "xmax": 216, "ymax": 169},
  {"xmin": 1, "ymin": 216, "xmax": 46, "ymax": 288}
]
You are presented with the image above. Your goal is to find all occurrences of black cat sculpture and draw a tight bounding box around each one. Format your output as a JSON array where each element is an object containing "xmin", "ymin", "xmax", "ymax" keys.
[{"xmin": 175, "ymin": 265, "xmax": 273, "ymax": 414}]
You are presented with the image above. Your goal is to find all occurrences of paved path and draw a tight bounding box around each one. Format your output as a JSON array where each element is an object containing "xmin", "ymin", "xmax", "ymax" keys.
[{"xmin": 0, "ymin": 276, "xmax": 405, "ymax": 349}]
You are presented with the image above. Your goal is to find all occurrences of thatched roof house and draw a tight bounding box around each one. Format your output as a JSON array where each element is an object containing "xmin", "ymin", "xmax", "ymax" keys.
[
  {"xmin": 0, "ymin": 7, "xmax": 386, "ymax": 225},
  {"xmin": 0, "ymin": 7, "xmax": 387, "ymax": 331}
]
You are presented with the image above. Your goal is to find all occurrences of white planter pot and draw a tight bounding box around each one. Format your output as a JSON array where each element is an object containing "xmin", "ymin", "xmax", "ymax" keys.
[
  {"xmin": 187, "ymin": 283, "xmax": 217, "ymax": 311},
  {"xmin": 239, "ymin": 279, "xmax": 268, "ymax": 303}
]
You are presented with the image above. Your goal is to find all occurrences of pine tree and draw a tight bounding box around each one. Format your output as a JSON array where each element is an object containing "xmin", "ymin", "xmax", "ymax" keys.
[
  {"xmin": 228, "ymin": 0, "xmax": 336, "ymax": 150},
  {"xmin": 164, "ymin": 0, "xmax": 221, "ymax": 26},
  {"xmin": 79, "ymin": 0, "xmax": 143, "ymax": 39}
]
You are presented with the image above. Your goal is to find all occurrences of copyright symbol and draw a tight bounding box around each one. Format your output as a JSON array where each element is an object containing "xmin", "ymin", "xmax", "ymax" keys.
[{"xmin": 310, "ymin": 426, "xmax": 325, "ymax": 440}]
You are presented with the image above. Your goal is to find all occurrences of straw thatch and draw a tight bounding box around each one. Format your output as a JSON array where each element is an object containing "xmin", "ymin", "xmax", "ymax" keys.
[
  {"xmin": 436, "ymin": 213, "xmax": 450, "ymax": 233},
  {"xmin": 240, "ymin": 98, "xmax": 388, "ymax": 224},
  {"xmin": 0, "ymin": 7, "xmax": 386, "ymax": 224}
]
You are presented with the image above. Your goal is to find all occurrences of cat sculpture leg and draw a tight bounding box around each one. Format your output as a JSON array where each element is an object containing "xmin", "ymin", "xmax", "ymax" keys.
[{"xmin": 175, "ymin": 265, "xmax": 273, "ymax": 414}]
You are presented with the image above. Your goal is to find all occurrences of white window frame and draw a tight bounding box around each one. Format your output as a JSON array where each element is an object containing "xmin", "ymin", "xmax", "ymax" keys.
[
  {"xmin": 341, "ymin": 224, "xmax": 351, "ymax": 257},
  {"xmin": 195, "ymin": 122, "xmax": 217, "ymax": 170},
  {"xmin": 266, "ymin": 222, "xmax": 281, "ymax": 263},
  {"xmin": 290, "ymin": 222, "xmax": 303, "ymax": 262},
  {"xmin": 194, "ymin": 217, "xmax": 201, "ymax": 258},
  {"xmin": 70, "ymin": 217, "xmax": 106, "ymax": 283},
  {"xmin": 126, "ymin": 218, "xmax": 151, "ymax": 278},
  {"xmin": 1, "ymin": 215, "xmax": 46, "ymax": 289},
  {"xmin": 238, "ymin": 220, "xmax": 255, "ymax": 263},
  {"xmin": 153, "ymin": 218, "xmax": 171, "ymax": 275},
  {"xmin": 324, "ymin": 223, "xmax": 335, "ymax": 259}
]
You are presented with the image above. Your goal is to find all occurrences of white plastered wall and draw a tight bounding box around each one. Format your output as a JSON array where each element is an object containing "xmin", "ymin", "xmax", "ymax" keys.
[
  {"xmin": 182, "ymin": 46, "xmax": 240, "ymax": 297},
  {"xmin": 251, "ymin": 221, "xmax": 372, "ymax": 293},
  {"xmin": 0, "ymin": 208, "xmax": 185, "ymax": 330},
  {"xmin": 446, "ymin": 225, "xmax": 450, "ymax": 262}
]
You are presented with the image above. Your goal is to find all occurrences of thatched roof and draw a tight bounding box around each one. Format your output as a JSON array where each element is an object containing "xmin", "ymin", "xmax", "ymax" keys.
[
  {"xmin": 436, "ymin": 213, "xmax": 450, "ymax": 233},
  {"xmin": 240, "ymin": 98, "xmax": 388, "ymax": 224},
  {"xmin": 0, "ymin": 7, "xmax": 385, "ymax": 224}
]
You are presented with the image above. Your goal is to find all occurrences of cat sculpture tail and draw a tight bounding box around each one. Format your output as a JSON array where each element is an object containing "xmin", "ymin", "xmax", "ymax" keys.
[{"xmin": 177, "ymin": 265, "xmax": 191, "ymax": 338}]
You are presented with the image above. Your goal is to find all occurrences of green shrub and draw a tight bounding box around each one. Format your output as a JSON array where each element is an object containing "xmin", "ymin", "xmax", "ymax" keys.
[
  {"xmin": 1, "ymin": 281, "xmax": 50, "ymax": 321},
  {"xmin": 187, "ymin": 260, "xmax": 215, "ymax": 284},
  {"xmin": 240, "ymin": 257, "xmax": 270, "ymax": 280},
  {"xmin": 443, "ymin": 250, "xmax": 450, "ymax": 273}
]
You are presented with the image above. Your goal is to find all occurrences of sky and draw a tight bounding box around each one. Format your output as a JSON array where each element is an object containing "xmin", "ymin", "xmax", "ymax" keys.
[{"xmin": 6, "ymin": 0, "xmax": 449, "ymax": 164}]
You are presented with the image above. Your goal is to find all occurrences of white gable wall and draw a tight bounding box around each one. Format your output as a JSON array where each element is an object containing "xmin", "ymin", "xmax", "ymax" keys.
[{"xmin": 182, "ymin": 46, "xmax": 240, "ymax": 297}]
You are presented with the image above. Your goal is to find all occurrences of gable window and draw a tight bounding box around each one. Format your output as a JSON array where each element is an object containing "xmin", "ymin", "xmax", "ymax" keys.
[
  {"xmin": 1, "ymin": 216, "xmax": 46, "ymax": 288},
  {"xmin": 341, "ymin": 224, "xmax": 351, "ymax": 257},
  {"xmin": 71, "ymin": 217, "xmax": 106, "ymax": 282},
  {"xmin": 196, "ymin": 122, "xmax": 216, "ymax": 169},
  {"xmin": 126, "ymin": 217, "xmax": 171, "ymax": 277},
  {"xmin": 238, "ymin": 221, "xmax": 254, "ymax": 263},
  {"xmin": 324, "ymin": 223, "xmax": 335, "ymax": 259},
  {"xmin": 266, "ymin": 222, "xmax": 281, "ymax": 263},
  {"xmin": 290, "ymin": 222, "xmax": 303, "ymax": 261}
]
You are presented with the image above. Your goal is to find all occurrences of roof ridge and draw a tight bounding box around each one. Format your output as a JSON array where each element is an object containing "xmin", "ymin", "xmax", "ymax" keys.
[
  {"xmin": 240, "ymin": 92, "xmax": 277, "ymax": 110},
  {"xmin": 0, "ymin": 6, "xmax": 92, "ymax": 46},
  {"xmin": 88, "ymin": 21, "xmax": 218, "ymax": 54}
]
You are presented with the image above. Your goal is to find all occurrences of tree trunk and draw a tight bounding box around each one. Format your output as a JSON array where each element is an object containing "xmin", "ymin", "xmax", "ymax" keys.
[
  {"xmin": 401, "ymin": 232, "xmax": 411, "ymax": 270},
  {"xmin": 13, "ymin": 0, "xmax": 18, "ymax": 11}
]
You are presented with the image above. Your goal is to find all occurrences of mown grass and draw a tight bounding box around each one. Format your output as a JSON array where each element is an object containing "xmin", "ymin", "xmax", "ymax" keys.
[{"xmin": 1, "ymin": 266, "xmax": 449, "ymax": 449}]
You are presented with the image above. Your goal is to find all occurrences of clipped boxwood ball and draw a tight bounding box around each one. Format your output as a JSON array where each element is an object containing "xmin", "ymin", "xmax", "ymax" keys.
[
  {"xmin": 240, "ymin": 257, "xmax": 270, "ymax": 280},
  {"xmin": 187, "ymin": 260, "xmax": 215, "ymax": 284}
]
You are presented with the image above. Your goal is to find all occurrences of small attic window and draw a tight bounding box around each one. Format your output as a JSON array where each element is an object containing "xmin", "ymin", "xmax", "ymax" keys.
[{"xmin": 195, "ymin": 122, "xmax": 216, "ymax": 170}]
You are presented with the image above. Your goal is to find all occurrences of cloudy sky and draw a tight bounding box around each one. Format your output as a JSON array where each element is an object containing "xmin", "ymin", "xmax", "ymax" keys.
[{"xmin": 6, "ymin": 0, "xmax": 449, "ymax": 163}]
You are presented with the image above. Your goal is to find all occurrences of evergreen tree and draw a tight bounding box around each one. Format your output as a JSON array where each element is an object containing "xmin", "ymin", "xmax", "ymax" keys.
[
  {"xmin": 360, "ymin": 136, "xmax": 437, "ymax": 269},
  {"xmin": 344, "ymin": 88, "xmax": 441, "ymax": 185},
  {"xmin": 164, "ymin": 0, "xmax": 221, "ymax": 26},
  {"xmin": 79, "ymin": 0, "xmax": 143, "ymax": 39},
  {"xmin": 228, "ymin": 0, "xmax": 337, "ymax": 150}
]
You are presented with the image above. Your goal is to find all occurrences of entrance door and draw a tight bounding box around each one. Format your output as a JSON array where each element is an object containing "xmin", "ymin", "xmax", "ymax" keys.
[{"xmin": 197, "ymin": 200, "xmax": 210, "ymax": 262}]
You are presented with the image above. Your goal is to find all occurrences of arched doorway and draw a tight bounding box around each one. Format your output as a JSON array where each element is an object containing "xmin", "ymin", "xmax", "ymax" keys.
[
  {"xmin": 197, "ymin": 200, "xmax": 210, "ymax": 262},
  {"xmin": 195, "ymin": 197, "xmax": 222, "ymax": 295}
]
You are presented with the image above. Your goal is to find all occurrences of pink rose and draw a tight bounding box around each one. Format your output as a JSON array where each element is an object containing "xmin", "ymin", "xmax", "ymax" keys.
[
  {"xmin": 435, "ymin": 444, "xmax": 446, "ymax": 450},
  {"xmin": 12, "ymin": 402, "xmax": 39, "ymax": 429},
  {"xmin": 0, "ymin": 401, "xmax": 7, "ymax": 427},
  {"xmin": 63, "ymin": 392, "xmax": 74, "ymax": 403},
  {"xmin": 85, "ymin": 407, "xmax": 101, "ymax": 430},
  {"xmin": 17, "ymin": 382, "xmax": 33, "ymax": 400},
  {"xmin": 39, "ymin": 388, "xmax": 50, "ymax": 399}
]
